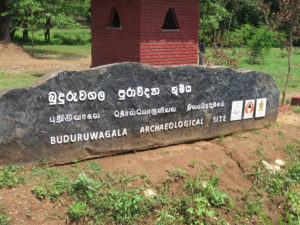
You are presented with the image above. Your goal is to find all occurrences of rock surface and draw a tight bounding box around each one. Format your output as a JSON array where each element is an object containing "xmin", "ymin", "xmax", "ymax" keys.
[{"xmin": 0, "ymin": 62, "xmax": 280, "ymax": 166}]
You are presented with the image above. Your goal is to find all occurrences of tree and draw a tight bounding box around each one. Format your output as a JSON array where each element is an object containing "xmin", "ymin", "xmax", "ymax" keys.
[
  {"xmin": 199, "ymin": 0, "xmax": 268, "ymax": 46},
  {"xmin": 0, "ymin": 0, "xmax": 12, "ymax": 43},
  {"xmin": 259, "ymin": 0, "xmax": 300, "ymax": 104},
  {"xmin": 38, "ymin": 0, "xmax": 90, "ymax": 42},
  {"xmin": 0, "ymin": 0, "xmax": 90, "ymax": 43},
  {"xmin": 0, "ymin": 0, "xmax": 43, "ymax": 43},
  {"xmin": 199, "ymin": 0, "xmax": 230, "ymax": 44},
  {"xmin": 276, "ymin": 0, "xmax": 300, "ymax": 104}
]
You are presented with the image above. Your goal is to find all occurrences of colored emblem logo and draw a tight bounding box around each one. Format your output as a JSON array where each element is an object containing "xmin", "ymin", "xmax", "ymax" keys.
[
  {"xmin": 255, "ymin": 98, "xmax": 267, "ymax": 118},
  {"xmin": 244, "ymin": 99, "xmax": 255, "ymax": 119},
  {"xmin": 245, "ymin": 101, "xmax": 254, "ymax": 114}
]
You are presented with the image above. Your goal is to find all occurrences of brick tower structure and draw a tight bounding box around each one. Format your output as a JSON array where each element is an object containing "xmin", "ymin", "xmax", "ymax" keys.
[{"xmin": 91, "ymin": 0, "xmax": 199, "ymax": 67}]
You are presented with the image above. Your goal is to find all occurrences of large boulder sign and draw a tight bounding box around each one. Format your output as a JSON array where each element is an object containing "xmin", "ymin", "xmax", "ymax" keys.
[{"xmin": 0, "ymin": 63, "xmax": 279, "ymax": 166}]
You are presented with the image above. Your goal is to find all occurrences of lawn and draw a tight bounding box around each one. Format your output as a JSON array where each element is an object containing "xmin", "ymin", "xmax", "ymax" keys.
[
  {"xmin": 13, "ymin": 27, "xmax": 91, "ymax": 46},
  {"xmin": 16, "ymin": 27, "xmax": 91, "ymax": 57},
  {"xmin": 1, "ymin": 26, "xmax": 299, "ymax": 94},
  {"xmin": 0, "ymin": 72, "xmax": 43, "ymax": 89},
  {"xmin": 23, "ymin": 44, "xmax": 91, "ymax": 56},
  {"xmin": 238, "ymin": 48, "xmax": 300, "ymax": 93},
  {"xmin": 207, "ymin": 47, "xmax": 300, "ymax": 94}
]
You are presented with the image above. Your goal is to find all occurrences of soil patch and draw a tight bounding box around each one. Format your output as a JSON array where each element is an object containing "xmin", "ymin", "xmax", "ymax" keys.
[{"xmin": 0, "ymin": 42, "xmax": 90, "ymax": 74}]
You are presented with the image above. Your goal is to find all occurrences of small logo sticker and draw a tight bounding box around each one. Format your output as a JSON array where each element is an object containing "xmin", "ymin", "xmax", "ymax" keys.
[
  {"xmin": 244, "ymin": 99, "xmax": 255, "ymax": 119},
  {"xmin": 230, "ymin": 100, "xmax": 243, "ymax": 121},
  {"xmin": 255, "ymin": 98, "xmax": 267, "ymax": 118}
]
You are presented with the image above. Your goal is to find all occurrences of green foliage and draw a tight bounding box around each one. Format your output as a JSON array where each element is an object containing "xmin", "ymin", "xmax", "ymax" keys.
[
  {"xmin": 292, "ymin": 107, "xmax": 300, "ymax": 114},
  {"xmin": 199, "ymin": 0, "xmax": 230, "ymax": 43},
  {"xmin": 246, "ymin": 26, "xmax": 281, "ymax": 64},
  {"xmin": 70, "ymin": 172, "xmax": 100, "ymax": 200},
  {"xmin": 0, "ymin": 203, "xmax": 10, "ymax": 225},
  {"xmin": 251, "ymin": 129, "xmax": 260, "ymax": 135},
  {"xmin": 29, "ymin": 168, "xmax": 150, "ymax": 224},
  {"xmin": 155, "ymin": 167, "xmax": 231, "ymax": 224},
  {"xmin": 278, "ymin": 130, "xmax": 285, "ymax": 139},
  {"xmin": 159, "ymin": 150, "xmax": 170, "ymax": 155},
  {"xmin": 223, "ymin": 24, "xmax": 256, "ymax": 47},
  {"xmin": 254, "ymin": 146, "xmax": 266, "ymax": 159},
  {"xmin": 252, "ymin": 160, "xmax": 300, "ymax": 196},
  {"xmin": 285, "ymin": 189, "xmax": 300, "ymax": 223},
  {"xmin": 67, "ymin": 202, "xmax": 89, "ymax": 222},
  {"xmin": 181, "ymin": 194, "xmax": 215, "ymax": 224},
  {"xmin": 155, "ymin": 208, "xmax": 177, "ymax": 225},
  {"xmin": 0, "ymin": 166, "xmax": 24, "ymax": 189},
  {"xmin": 31, "ymin": 168, "xmax": 71, "ymax": 201},
  {"xmin": 48, "ymin": 178, "xmax": 71, "ymax": 201},
  {"xmin": 0, "ymin": 72, "xmax": 43, "ymax": 89},
  {"xmin": 93, "ymin": 190, "xmax": 148, "ymax": 223},
  {"xmin": 13, "ymin": 27, "xmax": 91, "ymax": 45},
  {"xmin": 188, "ymin": 159, "xmax": 197, "ymax": 168},
  {"xmin": 239, "ymin": 48, "xmax": 300, "ymax": 93},
  {"xmin": 167, "ymin": 168, "xmax": 187, "ymax": 182},
  {"xmin": 244, "ymin": 198, "xmax": 263, "ymax": 218},
  {"xmin": 86, "ymin": 162, "xmax": 103, "ymax": 172},
  {"xmin": 284, "ymin": 141, "xmax": 300, "ymax": 161},
  {"xmin": 1, "ymin": 0, "xmax": 90, "ymax": 41},
  {"xmin": 32, "ymin": 186, "xmax": 47, "ymax": 200}
]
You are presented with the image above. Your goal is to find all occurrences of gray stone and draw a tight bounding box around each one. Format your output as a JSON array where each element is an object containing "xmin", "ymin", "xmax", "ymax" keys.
[{"xmin": 0, "ymin": 62, "xmax": 280, "ymax": 167}]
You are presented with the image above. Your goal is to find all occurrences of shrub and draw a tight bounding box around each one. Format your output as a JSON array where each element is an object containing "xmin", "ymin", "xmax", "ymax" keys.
[
  {"xmin": 223, "ymin": 24, "xmax": 255, "ymax": 47},
  {"xmin": 0, "ymin": 203, "xmax": 10, "ymax": 225},
  {"xmin": 92, "ymin": 190, "xmax": 149, "ymax": 223},
  {"xmin": 67, "ymin": 202, "xmax": 89, "ymax": 221},
  {"xmin": 0, "ymin": 166, "xmax": 24, "ymax": 189},
  {"xmin": 246, "ymin": 26, "xmax": 280, "ymax": 64}
]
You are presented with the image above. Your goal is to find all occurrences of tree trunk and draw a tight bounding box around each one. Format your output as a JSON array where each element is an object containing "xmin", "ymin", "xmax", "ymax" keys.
[
  {"xmin": 31, "ymin": 29, "xmax": 34, "ymax": 57},
  {"xmin": 44, "ymin": 18, "xmax": 51, "ymax": 42},
  {"xmin": 281, "ymin": 30, "xmax": 293, "ymax": 105},
  {"xmin": 23, "ymin": 29, "xmax": 29, "ymax": 42},
  {"xmin": 23, "ymin": 24, "xmax": 29, "ymax": 42},
  {"xmin": 10, "ymin": 28, "xmax": 16, "ymax": 39},
  {"xmin": 1, "ymin": 16, "xmax": 11, "ymax": 43},
  {"xmin": 44, "ymin": 28, "xmax": 50, "ymax": 42},
  {"xmin": 0, "ymin": 0, "xmax": 11, "ymax": 43}
]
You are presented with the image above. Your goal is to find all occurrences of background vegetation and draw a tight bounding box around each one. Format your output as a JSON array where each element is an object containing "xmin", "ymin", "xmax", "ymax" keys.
[{"xmin": 1, "ymin": 1, "xmax": 299, "ymax": 101}]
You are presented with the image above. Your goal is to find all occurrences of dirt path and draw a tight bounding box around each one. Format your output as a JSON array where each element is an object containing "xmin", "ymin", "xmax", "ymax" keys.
[{"xmin": 0, "ymin": 43, "xmax": 91, "ymax": 74}]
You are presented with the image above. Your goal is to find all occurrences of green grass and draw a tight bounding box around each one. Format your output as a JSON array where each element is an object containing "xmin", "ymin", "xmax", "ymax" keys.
[
  {"xmin": 14, "ymin": 27, "xmax": 91, "ymax": 46},
  {"xmin": 207, "ymin": 48, "xmax": 300, "ymax": 93},
  {"xmin": 238, "ymin": 48, "xmax": 300, "ymax": 93},
  {"xmin": 292, "ymin": 107, "xmax": 300, "ymax": 114},
  {"xmin": 14, "ymin": 27, "xmax": 91, "ymax": 59},
  {"xmin": 21, "ymin": 163, "xmax": 232, "ymax": 224},
  {"xmin": 0, "ymin": 145, "xmax": 299, "ymax": 225},
  {"xmin": 2, "ymin": 26, "xmax": 299, "ymax": 94},
  {"xmin": 0, "ymin": 72, "xmax": 43, "ymax": 89},
  {"xmin": 22, "ymin": 44, "xmax": 91, "ymax": 57},
  {"xmin": 0, "ymin": 166, "xmax": 25, "ymax": 189},
  {"xmin": 0, "ymin": 203, "xmax": 10, "ymax": 225}
]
